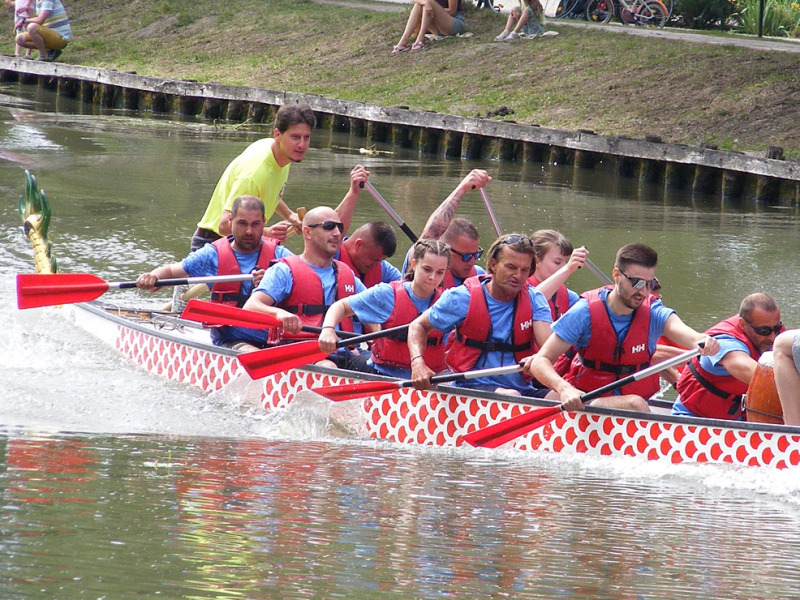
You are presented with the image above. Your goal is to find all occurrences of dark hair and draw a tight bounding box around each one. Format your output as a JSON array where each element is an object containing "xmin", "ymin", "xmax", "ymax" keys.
[
  {"xmin": 362, "ymin": 222, "xmax": 397, "ymax": 258},
  {"xmin": 531, "ymin": 229, "xmax": 573, "ymax": 262},
  {"xmin": 739, "ymin": 293, "xmax": 779, "ymax": 320},
  {"xmin": 442, "ymin": 217, "xmax": 480, "ymax": 243},
  {"xmin": 615, "ymin": 243, "xmax": 658, "ymax": 271},
  {"xmin": 486, "ymin": 233, "xmax": 535, "ymax": 276},
  {"xmin": 231, "ymin": 195, "xmax": 265, "ymax": 219},
  {"xmin": 404, "ymin": 239, "xmax": 451, "ymax": 281},
  {"xmin": 274, "ymin": 103, "xmax": 316, "ymax": 133}
]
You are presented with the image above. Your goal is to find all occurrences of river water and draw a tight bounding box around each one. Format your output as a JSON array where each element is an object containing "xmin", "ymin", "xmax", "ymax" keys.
[{"xmin": 2, "ymin": 83, "xmax": 800, "ymax": 599}]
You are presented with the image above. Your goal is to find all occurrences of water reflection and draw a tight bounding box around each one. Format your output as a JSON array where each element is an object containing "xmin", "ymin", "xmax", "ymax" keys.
[{"xmin": 3, "ymin": 435, "xmax": 800, "ymax": 599}]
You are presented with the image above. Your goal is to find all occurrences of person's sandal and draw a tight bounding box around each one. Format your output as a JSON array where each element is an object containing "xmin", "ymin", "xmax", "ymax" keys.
[
  {"xmin": 391, "ymin": 43, "xmax": 409, "ymax": 55},
  {"xmin": 410, "ymin": 41, "xmax": 426, "ymax": 52}
]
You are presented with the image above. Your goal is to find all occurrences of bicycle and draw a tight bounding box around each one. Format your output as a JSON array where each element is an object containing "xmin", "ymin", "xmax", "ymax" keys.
[{"xmin": 585, "ymin": 0, "xmax": 668, "ymax": 26}]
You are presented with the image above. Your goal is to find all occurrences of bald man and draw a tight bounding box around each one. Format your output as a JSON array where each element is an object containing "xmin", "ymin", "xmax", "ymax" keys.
[{"xmin": 243, "ymin": 206, "xmax": 368, "ymax": 368}]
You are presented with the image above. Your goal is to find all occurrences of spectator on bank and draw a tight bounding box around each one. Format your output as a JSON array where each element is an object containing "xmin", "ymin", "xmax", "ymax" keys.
[
  {"xmin": 14, "ymin": 0, "xmax": 70, "ymax": 62},
  {"xmin": 7, "ymin": 0, "xmax": 34, "ymax": 58},
  {"xmin": 391, "ymin": 0, "xmax": 465, "ymax": 55},
  {"xmin": 494, "ymin": 0, "xmax": 558, "ymax": 41}
]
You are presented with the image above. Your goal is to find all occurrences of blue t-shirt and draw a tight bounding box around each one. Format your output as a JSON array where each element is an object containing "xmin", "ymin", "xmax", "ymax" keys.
[
  {"xmin": 552, "ymin": 289, "xmax": 675, "ymax": 354},
  {"xmin": 694, "ymin": 334, "xmax": 749, "ymax": 376},
  {"xmin": 427, "ymin": 281, "xmax": 552, "ymax": 393},
  {"xmin": 182, "ymin": 241, "xmax": 293, "ymax": 346},
  {"xmin": 348, "ymin": 281, "xmax": 438, "ymax": 378},
  {"xmin": 254, "ymin": 260, "xmax": 367, "ymax": 305},
  {"xmin": 552, "ymin": 288, "xmax": 675, "ymax": 395}
]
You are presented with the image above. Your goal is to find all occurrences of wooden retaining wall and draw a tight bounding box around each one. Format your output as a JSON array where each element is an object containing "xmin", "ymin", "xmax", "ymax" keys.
[{"xmin": 2, "ymin": 57, "xmax": 799, "ymax": 207}]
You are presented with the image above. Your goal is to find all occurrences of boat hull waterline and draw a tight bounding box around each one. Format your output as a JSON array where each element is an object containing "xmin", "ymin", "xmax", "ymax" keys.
[{"xmin": 68, "ymin": 301, "xmax": 800, "ymax": 469}]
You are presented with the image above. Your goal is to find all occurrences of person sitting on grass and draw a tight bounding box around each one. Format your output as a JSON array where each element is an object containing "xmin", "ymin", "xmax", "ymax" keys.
[
  {"xmin": 15, "ymin": 0, "xmax": 71, "ymax": 62},
  {"xmin": 391, "ymin": 0, "xmax": 465, "ymax": 55},
  {"xmin": 494, "ymin": 0, "xmax": 558, "ymax": 41}
]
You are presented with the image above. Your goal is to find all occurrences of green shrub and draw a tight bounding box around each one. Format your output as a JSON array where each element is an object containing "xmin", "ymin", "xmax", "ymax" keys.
[
  {"xmin": 731, "ymin": 0, "xmax": 800, "ymax": 36},
  {"xmin": 672, "ymin": 0, "xmax": 736, "ymax": 28}
]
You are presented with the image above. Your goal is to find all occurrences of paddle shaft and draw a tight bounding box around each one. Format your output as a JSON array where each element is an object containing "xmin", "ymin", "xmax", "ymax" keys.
[
  {"xmin": 117, "ymin": 273, "xmax": 253, "ymax": 290},
  {"xmin": 331, "ymin": 323, "xmax": 409, "ymax": 348},
  {"xmin": 571, "ymin": 345, "xmax": 702, "ymax": 408},
  {"xmin": 478, "ymin": 188, "xmax": 503, "ymax": 237},
  {"xmin": 463, "ymin": 345, "xmax": 702, "ymax": 448},
  {"xmin": 316, "ymin": 362, "xmax": 525, "ymax": 401},
  {"xmin": 362, "ymin": 181, "xmax": 419, "ymax": 243}
]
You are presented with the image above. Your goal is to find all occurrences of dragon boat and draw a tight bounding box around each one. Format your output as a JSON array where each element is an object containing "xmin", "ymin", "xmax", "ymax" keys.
[{"xmin": 17, "ymin": 172, "xmax": 800, "ymax": 470}]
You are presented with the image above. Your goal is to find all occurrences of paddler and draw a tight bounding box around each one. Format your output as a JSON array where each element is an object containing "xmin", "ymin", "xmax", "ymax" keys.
[
  {"xmin": 242, "ymin": 206, "xmax": 367, "ymax": 370},
  {"xmin": 402, "ymin": 169, "xmax": 491, "ymax": 289},
  {"xmin": 407, "ymin": 233, "xmax": 555, "ymax": 397},
  {"xmin": 773, "ymin": 328, "xmax": 800, "ymax": 426},
  {"xmin": 318, "ymin": 239, "xmax": 451, "ymax": 378},
  {"xmin": 529, "ymin": 243, "xmax": 720, "ymax": 413},
  {"xmin": 673, "ymin": 293, "xmax": 783, "ymax": 420},
  {"xmin": 136, "ymin": 195, "xmax": 292, "ymax": 351}
]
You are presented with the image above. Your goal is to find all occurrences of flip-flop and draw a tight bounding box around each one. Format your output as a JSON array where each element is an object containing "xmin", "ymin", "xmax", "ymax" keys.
[
  {"xmin": 410, "ymin": 41, "xmax": 426, "ymax": 52},
  {"xmin": 391, "ymin": 44, "xmax": 410, "ymax": 55}
]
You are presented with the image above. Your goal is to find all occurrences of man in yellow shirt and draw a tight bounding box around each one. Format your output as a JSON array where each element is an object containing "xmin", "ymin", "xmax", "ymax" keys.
[{"xmin": 193, "ymin": 103, "xmax": 315, "ymax": 251}]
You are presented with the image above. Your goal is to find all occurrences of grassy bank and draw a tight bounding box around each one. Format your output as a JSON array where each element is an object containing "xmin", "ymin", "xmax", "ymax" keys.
[{"xmin": 43, "ymin": 0, "xmax": 800, "ymax": 156}]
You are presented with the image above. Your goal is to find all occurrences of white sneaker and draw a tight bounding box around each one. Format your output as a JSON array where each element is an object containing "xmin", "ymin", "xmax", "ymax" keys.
[
  {"xmin": 494, "ymin": 30, "xmax": 510, "ymax": 41},
  {"xmin": 504, "ymin": 31, "xmax": 519, "ymax": 41}
]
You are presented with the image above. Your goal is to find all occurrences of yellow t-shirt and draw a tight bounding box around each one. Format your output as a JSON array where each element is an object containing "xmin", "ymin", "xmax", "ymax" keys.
[{"xmin": 197, "ymin": 138, "xmax": 291, "ymax": 234}]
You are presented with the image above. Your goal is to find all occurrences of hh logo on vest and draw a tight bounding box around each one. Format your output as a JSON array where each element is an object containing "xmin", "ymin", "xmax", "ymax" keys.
[
  {"xmin": 519, "ymin": 319, "xmax": 533, "ymax": 331},
  {"xmin": 632, "ymin": 343, "xmax": 646, "ymax": 354},
  {"xmin": 344, "ymin": 285, "xmax": 355, "ymax": 293}
]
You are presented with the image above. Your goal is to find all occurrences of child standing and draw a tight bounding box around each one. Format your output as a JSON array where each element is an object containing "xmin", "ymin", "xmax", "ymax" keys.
[
  {"xmin": 494, "ymin": 0, "xmax": 557, "ymax": 40},
  {"xmin": 7, "ymin": 0, "xmax": 34, "ymax": 57}
]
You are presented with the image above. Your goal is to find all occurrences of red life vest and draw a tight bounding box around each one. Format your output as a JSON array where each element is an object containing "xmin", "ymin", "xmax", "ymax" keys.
[
  {"xmin": 338, "ymin": 243, "xmax": 383, "ymax": 288},
  {"xmin": 563, "ymin": 287, "xmax": 659, "ymax": 399},
  {"xmin": 675, "ymin": 316, "xmax": 757, "ymax": 420},
  {"xmin": 527, "ymin": 275, "xmax": 571, "ymax": 321},
  {"xmin": 371, "ymin": 281, "xmax": 446, "ymax": 372},
  {"xmin": 445, "ymin": 275, "xmax": 535, "ymax": 373},
  {"xmin": 441, "ymin": 266, "xmax": 477, "ymax": 290},
  {"xmin": 209, "ymin": 236, "xmax": 279, "ymax": 307},
  {"xmin": 279, "ymin": 255, "xmax": 356, "ymax": 339}
]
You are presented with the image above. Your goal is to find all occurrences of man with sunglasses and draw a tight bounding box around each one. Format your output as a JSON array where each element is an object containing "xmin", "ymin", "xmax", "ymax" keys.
[
  {"xmin": 136, "ymin": 196, "xmax": 294, "ymax": 350},
  {"xmin": 673, "ymin": 293, "xmax": 783, "ymax": 420},
  {"xmin": 529, "ymin": 243, "xmax": 719, "ymax": 413},
  {"xmin": 243, "ymin": 206, "xmax": 367, "ymax": 368},
  {"xmin": 408, "ymin": 233, "xmax": 555, "ymax": 397},
  {"xmin": 402, "ymin": 169, "xmax": 491, "ymax": 288}
]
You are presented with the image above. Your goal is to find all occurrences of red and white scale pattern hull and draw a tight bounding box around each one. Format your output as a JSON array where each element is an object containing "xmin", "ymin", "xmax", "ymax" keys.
[{"xmin": 83, "ymin": 304, "xmax": 800, "ymax": 470}]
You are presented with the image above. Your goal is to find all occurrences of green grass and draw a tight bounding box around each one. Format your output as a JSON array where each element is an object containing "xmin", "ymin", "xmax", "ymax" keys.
[{"xmin": 36, "ymin": 0, "xmax": 800, "ymax": 157}]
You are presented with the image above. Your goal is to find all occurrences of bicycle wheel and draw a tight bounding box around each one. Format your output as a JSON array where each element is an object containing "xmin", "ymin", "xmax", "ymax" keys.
[
  {"xmin": 585, "ymin": 0, "xmax": 615, "ymax": 23},
  {"xmin": 634, "ymin": 0, "xmax": 668, "ymax": 26},
  {"xmin": 556, "ymin": 0, "xmax": 582, "ymax": 18}
]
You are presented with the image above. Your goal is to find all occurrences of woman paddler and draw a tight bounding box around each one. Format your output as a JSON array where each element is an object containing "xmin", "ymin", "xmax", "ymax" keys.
[{"xmin": 318, "ymin": 239, "xmax": 451, "ymax": 378}]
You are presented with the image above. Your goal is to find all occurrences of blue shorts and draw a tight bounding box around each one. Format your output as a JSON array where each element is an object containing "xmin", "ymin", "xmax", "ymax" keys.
[{"xmin": 451, "ymin": 11, "xmax": 465, "ymax": 34}]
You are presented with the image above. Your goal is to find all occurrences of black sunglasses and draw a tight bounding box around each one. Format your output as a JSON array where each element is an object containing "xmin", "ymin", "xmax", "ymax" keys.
[
  {"xmin": 743, "ymin": 318, "xmax": 783, "ymax": 337},
  {"xmin": 451, "ymin": 246, "xmax": 484, "ymax": 263},
  {"xmin": 307, "ymin": 220, "xmax": 344, "ymax": 233},
  {"xmin": 618, "ymin": 269, "xmax": 656, "ymax": 290},
  {"xmin": 501, "ymin": 234, "xmax": 533, "ymax": 247}
]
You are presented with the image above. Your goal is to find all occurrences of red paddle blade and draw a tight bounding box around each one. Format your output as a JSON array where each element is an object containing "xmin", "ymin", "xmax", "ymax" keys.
[
  {"xmin": 315, "ymin": 380, "xmax": 405, "ymax": 402},
  {"xmin": 17, "ymin": 273, "xmax": 110, "ymax": 309},
  {"xmin": 462, "ymin": 405, "xmax": 564, "ymax": 448},
  {"xmin": 181, "ymin": 299, "xmax": 281, "ymax": 329},
  {"xmin": 237, "ymin": 341, "xmax": 327, "ymax": 379}
]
